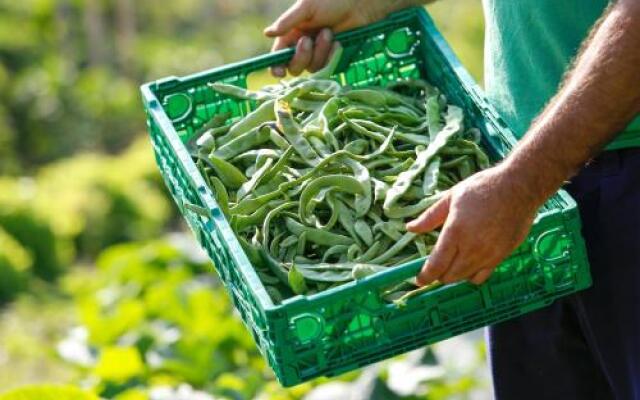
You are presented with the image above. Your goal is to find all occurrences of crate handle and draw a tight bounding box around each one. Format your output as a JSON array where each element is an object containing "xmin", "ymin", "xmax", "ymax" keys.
[
  {"xmin": 290, "ymin": 313, "xmax": 325, "ymax": 344},
  {"xmin": 533, "ymin": 227, "xmax": 571, "ymax": 264},
  {"xmin": 163, "ymin": 92, "xmax": 193, "ymax": 123}
]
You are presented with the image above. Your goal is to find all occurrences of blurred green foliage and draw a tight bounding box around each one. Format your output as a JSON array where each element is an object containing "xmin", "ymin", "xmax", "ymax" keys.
[
  {"xmin": 66, "ymin": 240, "xmax": 271, "ymax": 399},
  {"xmin": 0, "ymin": 203, "xmax": 65, "ymax": 282},
  {"xmin": 51, "ymin": 239, "xmax": 486, "ymax": 399},
  {"xmin": 0, "ymin": 385, "xmax": 98, "ymax": 400},
  {"xmin": 428, "ymin": 0, "xmax": 484, "ymax": 81},
  {"xmin": 0, "ymin": 0, "xmax": 282, "ymax": 173},
  {"xmin": 0, "ymin": 0, "xmax": 483, "ymax": 174},
  {"xmin": 0, "ymin": 139, "xmax": 172, "ymax": 300},
  {"xmin": 0, "ymin": 227, "xmax": 31, "ymax": 302}
]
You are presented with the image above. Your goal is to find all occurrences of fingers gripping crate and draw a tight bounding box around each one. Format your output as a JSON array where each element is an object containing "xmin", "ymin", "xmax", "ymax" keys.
[{"xmin": 140, "ymin": 7, "xmax": 592, "ymax": 386}]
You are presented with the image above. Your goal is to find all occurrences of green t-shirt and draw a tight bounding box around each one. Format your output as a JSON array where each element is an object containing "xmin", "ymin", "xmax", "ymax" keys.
[{"xmin": 482, "ymin": 0, "xmax": 640, "ymax": 150}]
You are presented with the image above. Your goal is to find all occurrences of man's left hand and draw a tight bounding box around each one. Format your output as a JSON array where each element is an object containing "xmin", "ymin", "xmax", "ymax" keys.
[{"xmin": 406, "ymin": 164, "xmax": 540, "ymax": 285}]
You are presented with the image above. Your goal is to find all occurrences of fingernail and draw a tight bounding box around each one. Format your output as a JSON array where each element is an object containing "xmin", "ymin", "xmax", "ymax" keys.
[
  {"xmin": 416, "ymin": 274, "xmax": 430, "ymax": 287},
  {"xmin": 272, "ymin": 66, "xmax": 285, "ymax": 77},
  {"xmin": 301, "ymin": 36, "xmax": 312, "ymax": 51},
  {"xmin": 322, "ymin": 28, "xmax": 333, "ymax": 41}
]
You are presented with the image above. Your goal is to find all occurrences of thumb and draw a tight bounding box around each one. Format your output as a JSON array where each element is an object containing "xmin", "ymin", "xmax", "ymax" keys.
[
  {"xmin": 264, "ymin": 2, "xmax": 311, "ymax": 37},
  {"xmin": 406, "ymin": 191, "xmax": 451, "ymax": 233}
]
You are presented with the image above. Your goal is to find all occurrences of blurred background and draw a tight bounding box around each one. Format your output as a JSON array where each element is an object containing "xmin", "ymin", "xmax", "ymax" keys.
[{"xmin": 0, "ymin": 0, "xmax": 486, "ymax": 399}]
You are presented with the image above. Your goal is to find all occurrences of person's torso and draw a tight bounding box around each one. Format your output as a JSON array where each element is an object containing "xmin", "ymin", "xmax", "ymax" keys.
[{"xmin": 482, "ymin": 0, "xmax": 640, "ymax": 150}]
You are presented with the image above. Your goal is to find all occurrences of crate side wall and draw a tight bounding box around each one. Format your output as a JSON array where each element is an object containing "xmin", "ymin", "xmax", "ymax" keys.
[{"xmin": 144, "ymin": 109, "xmax": 279, "ymax": 367}]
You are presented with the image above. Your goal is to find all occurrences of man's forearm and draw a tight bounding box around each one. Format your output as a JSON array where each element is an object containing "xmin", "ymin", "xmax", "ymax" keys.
[{"xmin": 502, "ymin": 0, "xmax": 640, "ymax": 204}]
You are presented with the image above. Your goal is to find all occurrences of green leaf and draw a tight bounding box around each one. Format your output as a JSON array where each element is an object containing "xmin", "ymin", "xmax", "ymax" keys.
[
  {"xmin": 112, "ymin": 389, "xmax": 148, "ymax": 400},
  {"xmin": 0, "ymin": 385, "xmax": 98, "ymax": 400},
  {"xmin": 93, "ymin": 346, "xmax": 145, "ymax": 383},
  {"xmin": 288, "ymin": 264, "xmax": 308, "ymax": 295}
]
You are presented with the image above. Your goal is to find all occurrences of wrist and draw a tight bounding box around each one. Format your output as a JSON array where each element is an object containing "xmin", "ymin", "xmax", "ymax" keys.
[{"xmin": 498, "ymin": 150, "xmax": 568, "ymax": 210}]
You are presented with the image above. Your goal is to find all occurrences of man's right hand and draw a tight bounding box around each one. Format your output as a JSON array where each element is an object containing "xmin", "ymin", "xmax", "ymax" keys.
[{"xmin": 264, "ymin": 0, "xmax": 421, "ymax": 77}]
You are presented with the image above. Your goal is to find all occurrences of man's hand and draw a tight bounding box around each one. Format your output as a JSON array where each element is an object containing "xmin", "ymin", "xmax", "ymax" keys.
[
  {"xmin": 264, "ymin": 0, "xmax": 421, "ymax": 77},
  {"xmin": 406, "ymin": 164, "xmax": 540, "ymax": 286}
]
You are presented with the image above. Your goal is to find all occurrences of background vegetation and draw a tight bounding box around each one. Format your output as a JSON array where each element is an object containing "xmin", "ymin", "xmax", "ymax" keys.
[{"xmin": 0, "ymin": 0, "xmax": 486, "ymax": 398}]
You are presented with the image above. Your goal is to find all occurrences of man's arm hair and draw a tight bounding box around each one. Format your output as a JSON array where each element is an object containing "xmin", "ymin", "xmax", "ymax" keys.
[{"xmin": 501, "ymin": 0, "xmax": 640, "ymax": 204}]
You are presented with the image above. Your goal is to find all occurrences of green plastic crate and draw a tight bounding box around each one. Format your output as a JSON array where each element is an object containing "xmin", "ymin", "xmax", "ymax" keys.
[{"xmin": 140, "ymin": 7, "xmax": 591, "ymax": 386}]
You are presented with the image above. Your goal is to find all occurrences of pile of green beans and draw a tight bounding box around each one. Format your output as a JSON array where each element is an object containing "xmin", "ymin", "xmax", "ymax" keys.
[{"xmin": 191, "ymin": 48, "xmax": 490, "ymax": 303}]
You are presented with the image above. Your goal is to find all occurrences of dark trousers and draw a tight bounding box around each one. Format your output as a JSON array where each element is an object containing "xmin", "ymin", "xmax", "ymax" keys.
[{"xmin": 488, "ymin": 148, "xmax": 640, "ymax": 400}]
